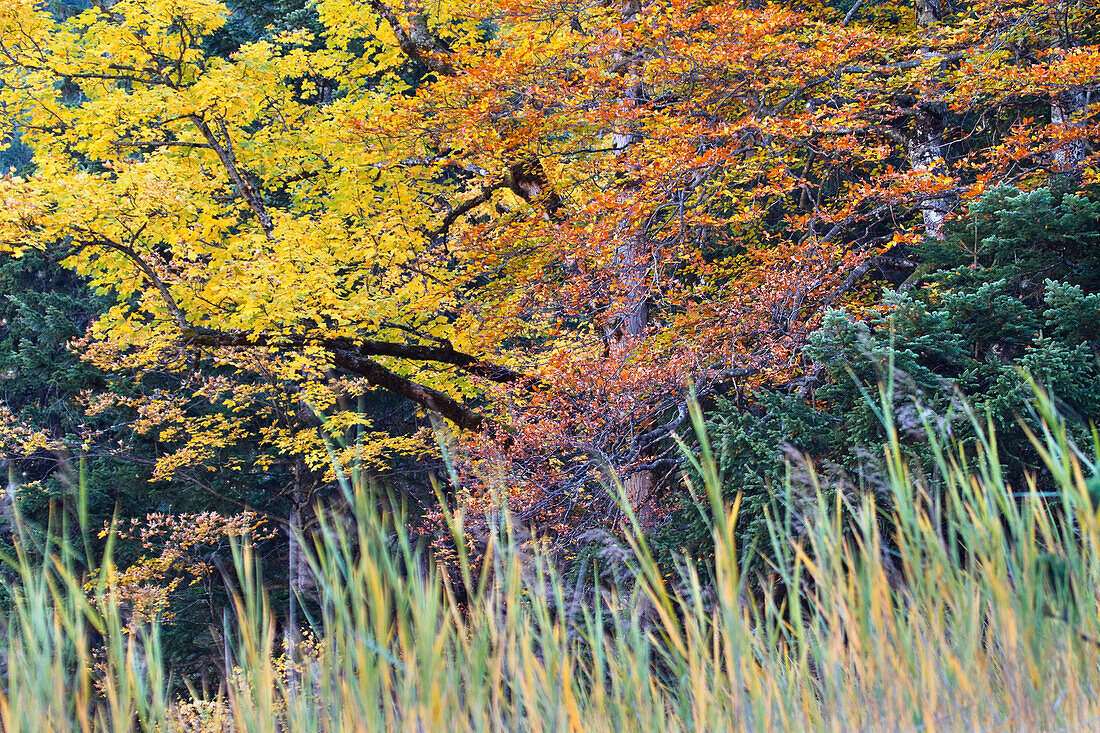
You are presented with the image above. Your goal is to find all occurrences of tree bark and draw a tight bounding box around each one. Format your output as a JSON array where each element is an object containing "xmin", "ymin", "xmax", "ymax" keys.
[
  {"xmin": 906, "ymin": 102, "xmax": 953, "ymax": 240},
  {"xmin": 609, "ymin": 83, "xmax": 651, "ymax": 347},
  {"xmin": 611, "ymin": 73, "xmax": 657, "ymax": 521},
  {"xmin": 1051, "ymin": 88, "xmax": 1089, "ymax": 186},
  {"xmin": 906, "ymin": 0, "xmax": 955, "ymax": 241},
  {"xmin": 285, "ymin": 460, "xmax": 307, "ymax": 702},
  {"xmin": 1, "ymin": 461, "xmax": 15, "ymax": 539},
  {"xmin": 914, "ymin": 0, "xmax": 941, "ymax": 28}
]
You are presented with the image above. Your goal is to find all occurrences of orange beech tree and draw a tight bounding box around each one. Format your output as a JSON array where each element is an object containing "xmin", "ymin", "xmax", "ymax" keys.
[{"xmin": 0, "ymin": 0, "xmax": 1097, "ymax": 542}]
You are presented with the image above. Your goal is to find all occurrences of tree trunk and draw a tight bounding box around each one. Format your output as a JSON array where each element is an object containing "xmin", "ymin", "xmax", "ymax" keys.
[
  {"xmin": 907, "ymin": 0, "xmax": 954, "ymax": 241},
  {"xmin": 610, "ymin": 75, "xmax": 658, "ymax": 523},
  {"xmin": 906, "ymin": 103, "xmax": 953, "ymax": 240},
  {"xmin": 285, "ymin": 460, "xmax": 307, "ymax": 701},
  {"xmin": 914, "ymin": 0, "xmax": 941, "ymax": 27},
  {"xmin": 1, "ymin": 461, "xmax": 15, "ymax": 539},
  {"xmin": 1051, "ymin": 88, "xmax": 1089, "ymax": 186}
]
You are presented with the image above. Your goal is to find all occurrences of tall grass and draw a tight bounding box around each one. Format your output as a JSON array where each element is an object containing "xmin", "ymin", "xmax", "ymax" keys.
[{"xmin": 2, "ymin": 385, "xmax": 1099, "ymax": 731}]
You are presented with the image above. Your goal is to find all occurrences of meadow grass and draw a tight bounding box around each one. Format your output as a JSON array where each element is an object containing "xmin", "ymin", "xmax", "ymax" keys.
[{"xmin": 2, "ymin": 385, "xmax": 1099, "ymax": 732}]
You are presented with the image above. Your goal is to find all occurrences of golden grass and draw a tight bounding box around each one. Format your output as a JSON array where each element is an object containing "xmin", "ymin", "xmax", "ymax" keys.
[{"xmin": 2, "ymin": 385, "xmax": 1099, "ymax": 732}]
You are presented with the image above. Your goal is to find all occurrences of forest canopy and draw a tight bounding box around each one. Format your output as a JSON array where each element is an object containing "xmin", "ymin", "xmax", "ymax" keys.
[{"xmin": 0, "ymin": 0, "xmax": 1097, "ymax": 679}]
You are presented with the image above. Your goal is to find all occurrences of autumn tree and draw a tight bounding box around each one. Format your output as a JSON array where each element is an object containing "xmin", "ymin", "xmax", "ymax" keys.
[{"xmin": 0, "ymin": 0, "xmax": 1096, "ymax": 553}]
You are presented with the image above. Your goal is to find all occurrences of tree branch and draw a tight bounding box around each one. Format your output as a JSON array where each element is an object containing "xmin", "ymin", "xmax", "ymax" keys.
[
  {"xmin": 110, "ymin": 139, "xmax": 211, "ymax": 149},
  {"xmin": 840, "ymin": 52, "xmax": 966, "ymax": 76},
  {"xmin": 76, "ymin": 229, "xmax": 192, "ymax": 331},
  {"xmin": 367, "ymin": 0, "xmax": 457, "ymax": 77},
  {"xmin": 183, "ymin": 328, "xmax": 533, "ymax": 385},
  {"xmin": 431, "ymin": 180, "xmax": 506, "ymax": 244},
  {"xmin": 188, "ymin": 114, "xmax": 274, "ymax": 236},
  {"xmin": 330, "ymin": 350, "xmax": 486, "ymax": 431},
  {"xmin": 821, "ymin": 254, "xmax": 918, "ymax": 307}
]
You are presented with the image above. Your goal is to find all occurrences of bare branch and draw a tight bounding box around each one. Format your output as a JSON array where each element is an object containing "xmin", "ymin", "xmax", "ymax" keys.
[
  {"xmin": 330, "ymin": 350, "xmax": 487, "ymax": 431},
  {"xmin": 183, "ymin": 328, "xmax": 534, "ymax": 385}
]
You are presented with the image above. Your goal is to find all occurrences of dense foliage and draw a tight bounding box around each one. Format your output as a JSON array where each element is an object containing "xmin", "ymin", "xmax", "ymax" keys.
[
  {"xmin": 661, "ymin": 184, "xmax": 1100, "ymax": 564},
  {"xmin": 0, "ymin": 0, "xmax": 1096, "ymax": 705}
]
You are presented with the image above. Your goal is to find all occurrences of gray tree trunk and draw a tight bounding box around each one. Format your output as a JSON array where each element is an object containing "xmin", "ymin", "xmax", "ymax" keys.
[
  {"xmin": 1051, "ymin": 88, "xmax": 1089, "ymax": 185},
  {"xmin": 610, "ymin": 74, "xmax": 658, "ymax": 522},
  {"xmin": 285, "ymin": 460, "xmax": 307, "ymax": 701},
  {"xmin": 907, "ymin": 0, "xmax": 954, "ymax": 240},
  {"xmin": 907, "ymin": 103, "xmax": 953, "ymax": 240},
  {"xmin": 914, "ymin": 0, "xmax": 941, "ymax": 27}
]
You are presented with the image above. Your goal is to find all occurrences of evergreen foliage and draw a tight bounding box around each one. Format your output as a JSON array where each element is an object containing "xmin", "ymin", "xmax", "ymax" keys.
[{"xmin": 659, "ymin": 185, "xmax": 1100, "ymax": 566}]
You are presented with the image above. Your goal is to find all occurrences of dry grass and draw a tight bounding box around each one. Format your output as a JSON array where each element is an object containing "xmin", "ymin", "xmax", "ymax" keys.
[{"xmin": 2, "ymin": 385, "xmax": 1099, "ymax": 731}]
